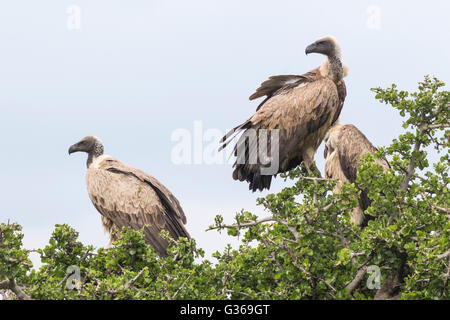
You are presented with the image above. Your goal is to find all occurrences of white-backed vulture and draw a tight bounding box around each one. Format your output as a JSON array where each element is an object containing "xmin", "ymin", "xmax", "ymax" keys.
[
  {"xmin": 324, "ymin": 124, "xmax": 390, "ymax": 226},
  {"xmin": 219, "ymin": 35, "xmax": 348, "ymax": 192},
  {"xmin": 69, "ymin": 136, "xmax": 190, "ymax": 256}
]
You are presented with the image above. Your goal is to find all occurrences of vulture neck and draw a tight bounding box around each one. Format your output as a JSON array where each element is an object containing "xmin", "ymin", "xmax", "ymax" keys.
[
  {"xmin": 87, "ymin": 142, "xmax": 104, "ymax": 169},
  {"xmin": 326, "ymin": 55, "xmax": 344, "ymax": 83}
]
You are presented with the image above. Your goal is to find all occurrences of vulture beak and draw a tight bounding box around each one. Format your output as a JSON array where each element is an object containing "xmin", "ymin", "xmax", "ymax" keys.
[
  {"xmin": 68, "ymin": 144, "xmax": 78, "ymax": 155},
  {"xmin": 305, "ymin": 43, "xmax": 317, "ymax": 55}
]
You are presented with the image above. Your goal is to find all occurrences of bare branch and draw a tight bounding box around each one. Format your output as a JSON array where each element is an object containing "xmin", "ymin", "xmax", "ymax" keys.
[
  {"xmin": 344, "ymin": 252, "xmax": 374, "ymax": 295},
  {"xmin": 421, "ymin": 124, "xmax": 450, "ymax": 130},
  {"xmin": 277, "ymin": 219, "xmax": 300, "ymax": 242},
  {"xmin": 0, "ymin": 278, "xmax": 32, "ymax": 300},
  {"xmin": 206, "ymin": 216, "xmax": 276, "ymax": 232},
  {"xmin": 331, "ymin": 212, "xmax": 349, "ymax": 247},
  {"xmin": 431, "ymin": 205, "xmax": 450, "ymax": 214},
  {"xmin": 400, "ymin": 140, "xmax": 421, "ymax": 191},
  {"xmin": 298, "ymin": 176, "xmax": 333, "ymax": 182},
  {"xmin": 345, "ymin": 266, "xmax": 368, "ymax": 294},
  {"xmin": 437, "ymin": 249, "xmax": 450, "ymax": 261},
  {"xmin": 264, "ymin": 237, "xmax": 337, "ymax": 295},
  {"xmin": 124, "ymin": 268, "xmax": 146, "ymax": 290}
]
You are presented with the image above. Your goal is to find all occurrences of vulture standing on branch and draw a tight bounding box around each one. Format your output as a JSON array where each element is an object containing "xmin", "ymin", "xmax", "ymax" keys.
[
  {"xmin": 324, "ymin": 124, "xmax": 390, "ymax": 226},
  {"xmin": 219, "ymin": 35, "xmax": 348, "ymax": 191},
  {"xmin": 69, "ymin": 136, "xmax": 190, "ymax": 256}
]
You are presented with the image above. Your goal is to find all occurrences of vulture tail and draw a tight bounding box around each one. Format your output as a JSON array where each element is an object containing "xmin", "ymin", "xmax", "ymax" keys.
[
  {"xmin": 219, "ymin": 120, "xmax": 252, "ymax": 151},
  {"xmin": 232, "ymin": 164, "xmax": 272, "ymax": 192}
]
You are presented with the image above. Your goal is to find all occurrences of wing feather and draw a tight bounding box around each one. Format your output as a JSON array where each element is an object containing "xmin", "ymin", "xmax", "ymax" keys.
[
  {"xmin": 249, "ymin": 69, "xmax": 320, "ymax": 111},
  {"xmin": 219, "ymin": 69, "xmax": 322, "ymax": 154},
  {"xmin": 335, "ymin": 125, "xmax": 386, "ymax": 183},
  {"xmin": 86, "ymin": 157, "xmax": 189, "ymax": 256},
  {"xmin": 232, "ymin": 78, "xmax": 341, "ymax": 191},
  {"xmin": 326, "ymin": 124, "xmax": 390, "ymax": 216}
]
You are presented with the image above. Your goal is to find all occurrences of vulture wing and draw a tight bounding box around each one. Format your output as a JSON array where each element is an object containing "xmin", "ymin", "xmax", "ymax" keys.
[
  {"xmin": 219, "ymin": 69, "xmax": 321, "ymax": 152},
  {"xmin": 221, "ymin": 72, "xmax": 342, "ymax": 191},
  {"xmin": 86, "ymin": 156, "xmax": 189, "ymax": 256},
  {"xmin": 335, "ymin": 125, "xmax": 386, "ymax": 183},
  {"xmin": 249, "ymin": 71, "xmax": 319, "ymax": 111},
  {"xmin": 331, "ymin": 125, "xmax": 390, "ymax": 211}
]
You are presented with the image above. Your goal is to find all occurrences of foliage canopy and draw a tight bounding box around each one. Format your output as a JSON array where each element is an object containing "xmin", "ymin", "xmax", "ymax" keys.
[{"xmin": 1, "ymin": 76, "xmax": 449, "ymax": 300}]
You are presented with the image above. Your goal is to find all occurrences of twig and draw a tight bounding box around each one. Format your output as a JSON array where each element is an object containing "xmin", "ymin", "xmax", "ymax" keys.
[
  {"xmin": 124, "ymin": 268, "xmax": 146, "ymax": 290},
  {"xmin": 400, "ymin": 140, "xmax": 421, "ymax": 191},
  {"xmin": 278, "ymin": 219, "xmax": 300, "ymax": 242},
  {"xmin": 421, "ymin": 124, "xmax": 450, "ymax": 130},
  {"xmin": 222, "ymin": 289, "xmax": 254, "ymax": 299},
  {"xmin": 441, "ymin": 256, "xmax": 450, "ymax": 297},
  {"xmin": 298, "ymin": 176, "xmax": 333, "ymax": 182},
  {"xmin": 331, "ymin": 212, "xmax": 349, "ymax": 247},
  {"xmin": 206, "ymin": 216, "xmax": 276, "ymax": 232},
  {"xmin": 265, "ymin": 237, "xmax": 337, "ymax": 295},
  {"xmin": 437, "ymin": 249, "xmax": 450, "ymax": 260},
  {"xmin": 172, "ymin": 272, "xmax": 194, "ymax": 299},
  {"xmin": 431, "ymin": 205, "xmax": 450, "ymax": 214}
]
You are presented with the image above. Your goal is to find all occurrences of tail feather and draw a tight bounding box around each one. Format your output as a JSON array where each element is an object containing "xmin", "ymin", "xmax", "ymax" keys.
[
  {"xmin": 233, "ymin": 164, "xmax": 273, "ymax": 192},
  {"xmin": 218, "ymin": 120, "xmax": 252, "ymax": 151}
]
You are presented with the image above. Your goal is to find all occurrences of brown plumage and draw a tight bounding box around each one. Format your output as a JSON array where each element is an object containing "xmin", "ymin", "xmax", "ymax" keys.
[
  {"xmin": 69, "ymin": 136, "xmax": 189, "ymax": 256},
  {"xmin": 324, "ymin": 124, "xmax": 389, "ymax": 226},
  {"xmin": 219, "ymin": 35, "xmax": 348, "ymax": 192}
]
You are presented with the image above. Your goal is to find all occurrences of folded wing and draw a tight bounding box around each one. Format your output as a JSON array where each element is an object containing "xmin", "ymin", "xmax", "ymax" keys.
[
  {"xmin": 220, "ymin": 67, "xmax": 345, "ymax": 191},
  {"xmin": 86, "ymin": 157, "xmax": 189, "ymax": 256}
]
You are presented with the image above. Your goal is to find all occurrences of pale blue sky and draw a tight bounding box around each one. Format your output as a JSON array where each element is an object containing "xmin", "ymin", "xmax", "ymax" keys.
[{"xmin": 0, "ymin": 1, "xmax": 448, "ymax": 266}]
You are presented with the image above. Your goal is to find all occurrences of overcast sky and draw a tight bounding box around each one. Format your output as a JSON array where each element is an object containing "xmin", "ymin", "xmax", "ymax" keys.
[{"xmin": 0, "ymin": 1, "xmax": 448, "ymax": 267}]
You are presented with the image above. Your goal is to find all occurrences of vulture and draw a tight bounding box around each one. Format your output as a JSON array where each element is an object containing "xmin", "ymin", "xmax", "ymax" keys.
[
  {"xmin": 219, "ymin": 35, "xmax": 348, "ymax": 192},
  {"xmin": 324, "ymin": 124, "xmax": 390, "ymax": 226},
  {"xmin": 68, "ymin": 136, "xmax": 190, "ymax": 256}
]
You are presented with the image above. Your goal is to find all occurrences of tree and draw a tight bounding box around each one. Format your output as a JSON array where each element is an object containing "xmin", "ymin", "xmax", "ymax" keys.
[{"xmin": 0, "ymin": 76, "xmax": 449, "ymax": 300}]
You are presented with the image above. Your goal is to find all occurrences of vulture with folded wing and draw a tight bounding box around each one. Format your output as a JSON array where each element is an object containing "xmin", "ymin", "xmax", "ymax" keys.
[
  {"xmin": 219, "ymin": 35, "xmax": 348, "ymax": 191},
  {"xmin": 69, "ymin": 136, "xmax": 189, "ymax": 256},
  {"xmin": 324, "ymin": 124, "xmax": 390, "ymax": 226}
]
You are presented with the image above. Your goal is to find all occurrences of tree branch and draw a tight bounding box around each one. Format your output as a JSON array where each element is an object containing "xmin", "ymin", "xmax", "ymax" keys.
[
  {"xmin": 400, "ymin": 140, "xmax": 421, "ymax": 191},
  {"xmin": 124, "ymin": 268, "xmax": 146, "ymax": 290},
  {"xmin": 421, "ymin": 124, "xmax": 450, "ymax": 130},
  {"xmin": 331, "ymin": 212, "xmax": 349, "ymax": 247},
  {"xmin": 206, "ymin": 216, "xmax": 276, "ymax": 232},
  {"xmin": 345, "ymin": 266, "xmax": 368, "ymax": 294},
  {"xmin": 0, "ymin": 278, "xmax": 32, "ymax": 300},
  {"xmin": 437, "ymin": 249, "xmax": 450, "ymax": 261}
]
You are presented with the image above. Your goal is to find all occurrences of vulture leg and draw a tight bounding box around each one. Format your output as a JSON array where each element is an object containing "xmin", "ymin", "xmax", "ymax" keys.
[
  {"xmin": 302, "ymin": 155, "xmax": 317, "ymax": 202},
  {"xmin": 302, "ymin": 153, "xmax": 326, "ymax": 201},
  {"xmin": 302, "ymin": 152, "xmax": 322, "ymax": 178},
  {"xmin": 303, "ymin": 152, "xmax": 314, "ymax": 177}
]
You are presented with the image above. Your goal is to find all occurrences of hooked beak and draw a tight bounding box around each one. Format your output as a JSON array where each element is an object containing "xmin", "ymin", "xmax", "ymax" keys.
[
  {"xmin": 68, "ymin": 144, "xmax": 78, "ymax": 155},
  {"xmin": 305, "ymin": 43, "xmax": 317, "ymax": 55}
]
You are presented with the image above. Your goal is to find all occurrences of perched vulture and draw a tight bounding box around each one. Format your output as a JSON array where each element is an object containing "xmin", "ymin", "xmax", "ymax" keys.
[
  {"xmin": 68, "ymin": 136, "xmax": 190, "ymax": 256},
  {"xmin": 219, "ymin": 35, "xmax": 348, "ymax": 192},
  {"xmin": 324, "ymin": 124, "xmax": 390, "ymax": 226}
]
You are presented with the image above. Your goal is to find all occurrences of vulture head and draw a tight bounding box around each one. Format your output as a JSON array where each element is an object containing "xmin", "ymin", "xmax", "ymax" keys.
[
  {"xmin": 69, "ymin": 136, "xmax": 104, "ymax": 168},
  {"xmin": 305, "ymin": 35, "xmax": 341, "ymax": 59}
]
